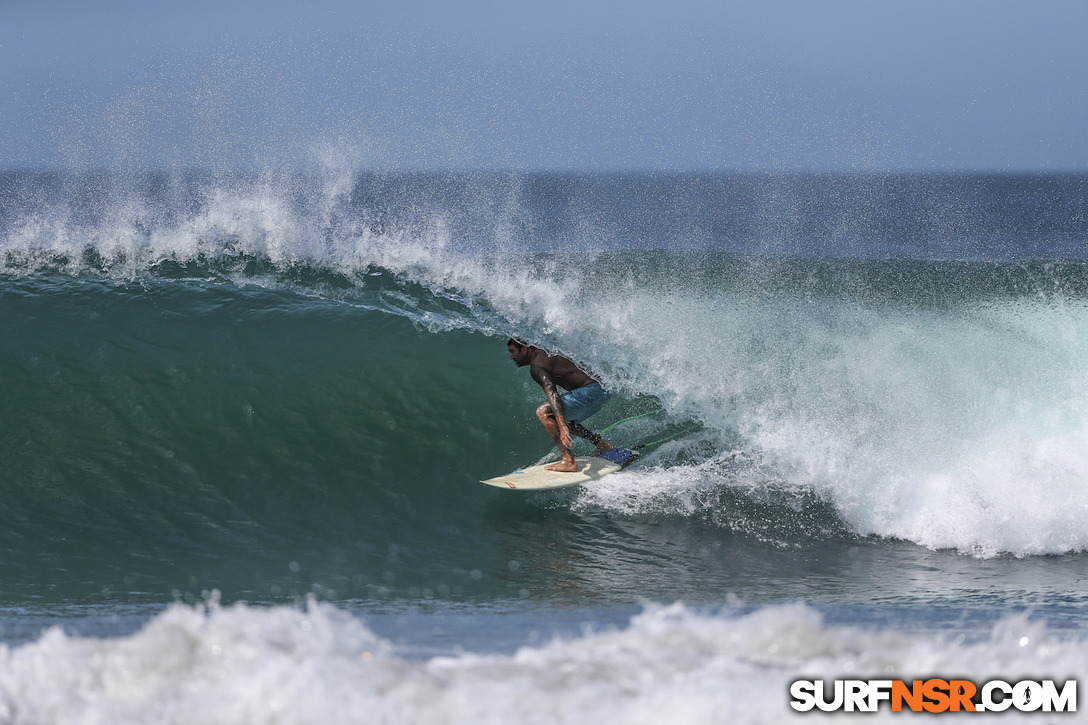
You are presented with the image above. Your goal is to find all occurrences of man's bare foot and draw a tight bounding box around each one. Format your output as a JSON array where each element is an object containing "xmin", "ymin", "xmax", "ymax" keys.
[{"xmin": 545, "ymin": 459, "xmax": 580, "ymax": 472}]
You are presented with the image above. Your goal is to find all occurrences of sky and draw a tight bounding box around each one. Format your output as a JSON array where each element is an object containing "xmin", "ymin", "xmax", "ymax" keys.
[{"xmin": 2, "ymin": 0, "xmax": 1087, "ymax": 171}]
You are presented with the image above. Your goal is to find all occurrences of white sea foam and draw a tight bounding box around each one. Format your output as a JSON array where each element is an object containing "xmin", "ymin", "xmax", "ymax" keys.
[
  {"xmin": 0, "ymin": 600, "xmax": 1082, "ymax": 724},
  {"xmin": 550, "ymin": 290, "xmax": 1088, "ymax": 557}
]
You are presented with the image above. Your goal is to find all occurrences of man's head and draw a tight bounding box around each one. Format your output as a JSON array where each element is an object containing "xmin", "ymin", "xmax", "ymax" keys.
[{"xmin": 507, "ymin": 339, "xmax": 532, "ymax": 367}]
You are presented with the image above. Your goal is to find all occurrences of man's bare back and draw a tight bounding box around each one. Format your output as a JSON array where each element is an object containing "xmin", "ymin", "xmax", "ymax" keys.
[{"xmin": 526, "ymin": 350, "xmax": 595, "ymax": 392}]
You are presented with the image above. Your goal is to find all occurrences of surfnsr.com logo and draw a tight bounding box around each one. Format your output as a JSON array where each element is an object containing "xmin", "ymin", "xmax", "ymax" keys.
[{"xmin": 790, "ymin": 679, "xmax": 1077, "ymax": 713}]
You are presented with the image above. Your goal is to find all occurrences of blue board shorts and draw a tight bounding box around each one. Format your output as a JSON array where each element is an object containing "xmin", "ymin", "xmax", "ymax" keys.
[{"xmin": 560, "ymin": 382, "xmax": 610, "ymax": 423}]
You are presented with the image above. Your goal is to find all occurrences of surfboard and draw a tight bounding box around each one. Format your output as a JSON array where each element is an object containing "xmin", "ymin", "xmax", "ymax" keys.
[{"xmin": 480, "ymin": 449, "xmax": 637, "ymax": 491}]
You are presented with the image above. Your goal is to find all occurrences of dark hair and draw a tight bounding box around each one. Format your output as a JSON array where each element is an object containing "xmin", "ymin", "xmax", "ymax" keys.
[{"xmin": 507, "ymin": 338, "xmax": 528, "ymax": 348}]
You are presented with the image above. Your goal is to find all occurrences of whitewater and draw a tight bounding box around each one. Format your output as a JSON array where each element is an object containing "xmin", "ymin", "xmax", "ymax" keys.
[{"xmin": 2, "ymin": 169, "xmax": 1087, "ymax": 721}]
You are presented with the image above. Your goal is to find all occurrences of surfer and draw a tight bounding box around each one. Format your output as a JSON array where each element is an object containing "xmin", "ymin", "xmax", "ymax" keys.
[{"xmin": 507, "ymin": 339, "xmax": 614, "ymax": 472}]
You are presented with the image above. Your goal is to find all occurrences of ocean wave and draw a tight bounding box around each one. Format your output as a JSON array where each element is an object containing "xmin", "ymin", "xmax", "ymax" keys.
[
  {"xmin": 0, "ymin": 598, "xmax": 1081, "ymax": 724},
  {"xmin": 6, "ymin": 171, "xmax": 1088, "ymax": 559},
  {"xmin": 6, "ymin": 259, "xmax": 1088, "ymax": 559}
]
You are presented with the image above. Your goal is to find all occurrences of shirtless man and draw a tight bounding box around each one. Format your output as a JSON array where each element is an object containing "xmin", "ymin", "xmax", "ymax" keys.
[{"xmin": 507, "ymin": 339, "xmax": 614, "ymax": 472}]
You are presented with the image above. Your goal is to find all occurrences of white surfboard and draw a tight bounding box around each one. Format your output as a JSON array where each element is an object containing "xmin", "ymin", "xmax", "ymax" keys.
[{"xmin": 480, "ymin": 456, "xmax": 624, "ymax": 491}]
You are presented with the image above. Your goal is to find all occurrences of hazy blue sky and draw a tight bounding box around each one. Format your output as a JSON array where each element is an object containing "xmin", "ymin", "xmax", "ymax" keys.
[{"xmin": 3, "ymin": 0, "xmax": 1086, "ymax": 171}]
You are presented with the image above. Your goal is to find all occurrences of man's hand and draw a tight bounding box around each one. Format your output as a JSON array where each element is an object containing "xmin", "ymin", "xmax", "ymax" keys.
[{"xmin": 559, "ymin": 424, "xmax": 574, "ymax": 450}]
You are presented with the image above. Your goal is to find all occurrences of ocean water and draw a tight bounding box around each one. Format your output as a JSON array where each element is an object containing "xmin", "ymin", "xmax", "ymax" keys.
[{"xmin": 1, "ymin": 170, "xmax": 1087, "ymax": 722}]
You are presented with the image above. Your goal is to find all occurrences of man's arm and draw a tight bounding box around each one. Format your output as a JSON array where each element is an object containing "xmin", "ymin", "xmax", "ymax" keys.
[{"xmin": 531, "ymin": 364, "xmax": 574, "ymax": 449}]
